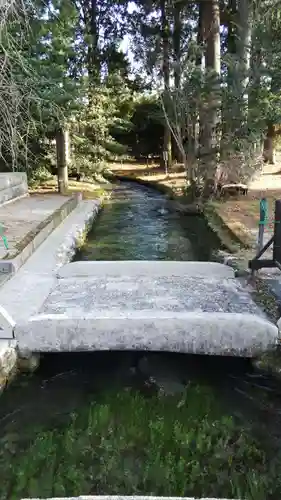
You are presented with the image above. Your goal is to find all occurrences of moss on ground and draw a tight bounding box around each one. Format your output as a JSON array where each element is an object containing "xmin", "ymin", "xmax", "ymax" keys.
[{"xmin": 0, "ymin": 387, "xmax": 279, "ymax": 500}]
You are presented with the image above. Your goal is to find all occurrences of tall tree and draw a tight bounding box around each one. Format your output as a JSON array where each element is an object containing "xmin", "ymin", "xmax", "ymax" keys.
[
  {"xmin": 160, "ymin": 0, "xmax": 172, "ymax": 169},
  {"xmin": 199, "ymin": 0, "xmax": 221, "ymax": 196},
  {"xmin": 172, "ymin": 0, "xmax": 182, "ymax": 161},
  {"xmin": 236, "ymin": 0, "xmax": 252, "ymax": 124}
]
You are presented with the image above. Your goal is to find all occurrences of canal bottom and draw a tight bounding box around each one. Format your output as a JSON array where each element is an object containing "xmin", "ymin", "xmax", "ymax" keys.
[{"xmin": 0, "ymin": 350, "xmax": 281, "ymax": 500}]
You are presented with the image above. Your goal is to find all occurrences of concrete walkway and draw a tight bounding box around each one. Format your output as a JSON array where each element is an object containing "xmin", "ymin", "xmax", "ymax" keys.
[
  {"xmin": 0, "ymin": 199, "xmax": 100, "ymax": 328},
  {"xmin": 0, "ymin": 194, "xmax": 71, "ymax": 259},
  {"xmin": 0, "ymin": 196, "xmax": 101, "ymax": 391}
]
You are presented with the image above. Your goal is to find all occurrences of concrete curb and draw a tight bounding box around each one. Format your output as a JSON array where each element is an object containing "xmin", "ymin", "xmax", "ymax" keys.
[
  {"xmin": 0, "ymin": 191, "xmax": 29, "ymax": 208},
  {"xmin": 15, "ymin": 311, "xmax": 278, "ymax": 356},
  {"xmin": 0, "ymin": 194, "xmax": 80, "ymax": 275},
  {"xmin": 57, "ymin": 260, "xmax": 236, "ymax": 279},
  {"xmin": 0, "ymin": 172, "xmax": 28, "ymax": 206}
]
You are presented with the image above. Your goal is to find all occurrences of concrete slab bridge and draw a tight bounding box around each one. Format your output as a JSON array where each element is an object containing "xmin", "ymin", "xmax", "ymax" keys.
[
  {"xmin": 0, "ymin": 260, "xmax": 279, "ymax": 358},
  {"xmin": 0, "ymin": 172, "xmax": 278, "ymax": 365}
]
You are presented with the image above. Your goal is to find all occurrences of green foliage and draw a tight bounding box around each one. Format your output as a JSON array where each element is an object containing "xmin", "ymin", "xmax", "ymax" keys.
[
  {"xmin": 28, "ymin": 165, "xmax": 53, "ymax": 186},
  {"xmin": 113, "ymin": 96, "xmax": 164, "ymax": 159},
  {"xmin": 0, "ymin": 0, "xmax": 81, "ymax": 173},
  {"xmin": 3, "ymin": 0, "xmax": 281, "ymax": 188}
]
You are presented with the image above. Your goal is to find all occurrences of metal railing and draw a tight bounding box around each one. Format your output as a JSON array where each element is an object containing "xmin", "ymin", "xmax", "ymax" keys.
[{"xmin": 249, "ymin": 199, "xmax": 281, "ymax": 272}]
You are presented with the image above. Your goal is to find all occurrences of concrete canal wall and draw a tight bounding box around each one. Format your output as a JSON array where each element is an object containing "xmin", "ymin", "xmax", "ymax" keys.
[
  {"xmin": 0, "ymin": 172, "xmax": 28, "ymax": 206},
  {"xmin": 0, "ymin": 194, "xmax": 103, "ymax": 391}
]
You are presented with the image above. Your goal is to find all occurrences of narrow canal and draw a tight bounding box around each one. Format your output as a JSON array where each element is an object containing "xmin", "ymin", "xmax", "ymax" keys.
[
  {"xmin": 74, "ymin": 181, "xmax": 221, "ymax": 262},
  {"xmin": 0, "ymin": 182, "xmax": 281, "ymax": 499}
]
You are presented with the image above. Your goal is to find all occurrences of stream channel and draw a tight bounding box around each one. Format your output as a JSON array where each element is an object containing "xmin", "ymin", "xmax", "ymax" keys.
[{"xmin": 1, "ymin": 182, "xmax": 281, "ymax": 499}]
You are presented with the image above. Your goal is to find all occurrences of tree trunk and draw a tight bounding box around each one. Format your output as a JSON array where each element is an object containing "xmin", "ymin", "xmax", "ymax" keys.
[
  {"xmin": 220, "ymin": 0, "xmax": 237, "ymax": 162},
  {"xmin": 65, "ymin": 128, "xmax": 71, "ymax": 165},
  {"xmin": 236, "ymin": 0, "xmax": 252, "ymax": 122},
  {"xmin": 249, "ymin": 40, "xmax": 263, "ymax": 153},
  {"xmin": 172, "ymin": 0, "xmax": 182, "ymax": 162},
  {"xmin": 89, "ymin": 0, "xmax": 99, "ymax": 84},
  {"xmin": 82, "ymin": 0, "xmax": 99, "ymax": 90},
  {"xmin": 262, "ymin": 73, "xmax": 280, "ymax": 166},
  {"xmin": 173, "ymin": 1, "xmax": 181, "ymax": 90},
  {"xmin": 225, "ymin": 0, "xmax": 237, "ymax": 117},
  {"xmin": 200, "ymin": 0, "xmax": 221, "ymax": 198},
  {"xmin": 160, "ymin": 0, "xmax": 172, "ymax": 170},
  {"xmin": 196, "ymin": 1, "xmax": 204, "ymax": 164},
  {"xmin": 227, "ymin": 0, "xmax": 237, "ymax": 67},
  {"xmin": 263, "ymin": 123, "xmax": 276, "ymax": 165},
  {"xmin": 205, "ymin": 1, "xmax": 220, "ymax": 74},
  {"xmin": 56, "ymin": 127, "xmax": 69, "ymax": 194}
]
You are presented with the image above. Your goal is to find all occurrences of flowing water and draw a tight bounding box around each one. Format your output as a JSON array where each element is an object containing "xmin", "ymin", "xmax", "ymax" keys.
[
  {"xmin": 1, "ymin": 182, "xmax": 281, "ymax": 498},
  {"xmin": 74, "ymin": 182, "xmax": 221, "ymax": 261}
]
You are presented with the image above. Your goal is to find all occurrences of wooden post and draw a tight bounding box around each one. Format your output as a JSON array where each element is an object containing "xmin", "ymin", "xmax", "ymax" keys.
[
  {"xmin": 257, "ymin": 197, "xmax": 267, "ymax": 253},
  {"xmin": 273, "ymin": 200, "xmax": 281, "ymax": 264},
  {"xmin": 56, "ymin": 127, "xmax": 69, "ymax": 194},
  {"xmin": 163, "ymin": 150, "xmax": 168, "ymax": 177}
]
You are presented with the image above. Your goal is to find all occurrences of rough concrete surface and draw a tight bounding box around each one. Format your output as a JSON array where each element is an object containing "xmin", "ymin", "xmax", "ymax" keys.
[
  {"xmin": 41, "ymin": 274, "xmax": 267, "ymax": 316},
  {"xmin": 0, "ymin": 339, "xmax": 17, "ymax": 391},
  {"xmin": 0, "ymin": 199, "xmax": 101, "ymax": 324},
  {"xmin": 57, "ymin": 260, "xmax": 236, "ymax": 279},
  {"xmin": 0, "ymin": 198, "xmax": 101, "ymax": 374},
  {"xmin": 14, "ymin": 271, "xmax": 278, "ymax": 356},
  {"xmin": 0, "ymin": 172, "xmax": 27, "ymax": 188},
  {"xmin": 5, "ymin": 195, "xmax": 79, "ymax": 274},
  {"xmin": 15, "ymin": 312, "xmax": 278, "ymax": 356},
  {"xmin": 0, "ymin": 304, "xmax": 15, "ymax": 339},
  {"xmin": 0, "ymin": 194, "xmax": 72, "ymax": 259},
  {"xmin": 0, "ymin": 172, "xmax": 28, "ymax": 206}
]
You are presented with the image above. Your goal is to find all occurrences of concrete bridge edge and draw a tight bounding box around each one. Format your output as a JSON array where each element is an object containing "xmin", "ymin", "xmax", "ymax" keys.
[
  {"xmin": 21, "ymin": 495, "xmax": 240, "ymax": 500},
  {"xmin": 57, "ymin": 260, "xmax": 236, "ymax": 279}
]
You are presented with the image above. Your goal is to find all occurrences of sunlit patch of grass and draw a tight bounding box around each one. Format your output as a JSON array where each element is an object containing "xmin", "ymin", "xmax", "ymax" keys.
[
  {"xmin": 29, "ymin": 176, "xmax": 107, "ymax": 199},
  {"xmin": 0, "ymin": 386, "xmax": 278, "ymax": 500}
]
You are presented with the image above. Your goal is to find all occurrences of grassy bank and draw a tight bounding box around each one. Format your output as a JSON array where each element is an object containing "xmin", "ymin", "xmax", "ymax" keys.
[
  {"xmin": 29, "ymin": 176, "xmax": 108, "ymax": 200},
  {"xmin": 0, "ymin": 386, "xmax": 278, "ymax": 500}
]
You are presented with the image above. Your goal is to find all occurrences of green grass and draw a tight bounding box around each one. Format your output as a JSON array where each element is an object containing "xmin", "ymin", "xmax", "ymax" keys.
[{"xmin": 0, "ymin": 385, "xmax": 279, "ymax": 500}]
